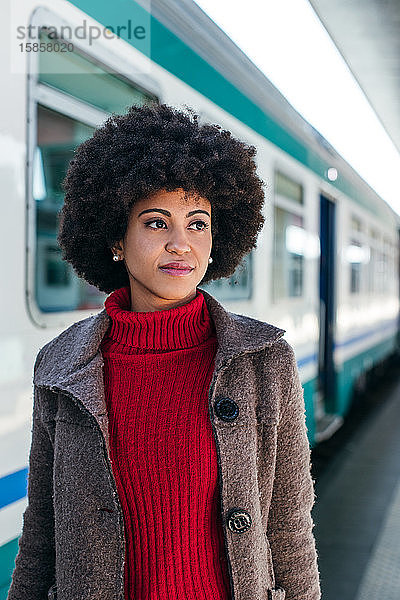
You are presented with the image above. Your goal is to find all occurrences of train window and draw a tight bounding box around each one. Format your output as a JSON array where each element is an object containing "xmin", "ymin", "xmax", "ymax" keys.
[
  {"xmin": 272, "ymin": 207, "xmax": 304, "ymax": 300},
  {"xmin": 200, "ymin": 253, "xmax": 253, "ymax": 302},
  {"xmin": 275, "ymin": 171, "xmax": 304, "ymax": 205},
  {"xmin": 38, "ymin": 30, "xmax": 151, "ymax": 113},
  {"xmin": 34, "ymin": 106, "xmax": 102, "ymax": 312},
  {"xmin": 391, "ymin": 240, "xmax": 399, "ymax": 288},
  {"xmin": 382, "ymin": 237, "xmax": 391, "ymax": 294},
  {"xmin": 29, "ymin": 25, "xmax": 158, "ymax": 317},
  {"xmin": 367, "ymin": 228, "xmax": 380, "ymax": 294},
  {"xmin": 351, "ymin": 215, "xmax": 362, "ymax": 232},
  {"xmin": 367, "ymin": 229, "xmax": 393, "ymax": 296},
  {"xmin": 272, "ymin": 172, "xmax": 305, "ymax": 301},
  {"xmin": 349, "ymin": 239, "xmax": 362, "ymax": 294},
  {"xmin": 348, "ymin": 215, "xmax": 367, "ymax": 294}
]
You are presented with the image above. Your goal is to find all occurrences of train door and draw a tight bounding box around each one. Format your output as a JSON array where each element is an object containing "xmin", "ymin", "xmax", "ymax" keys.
[{"xmin": 316, "ymin": 194, "xmax": 341, "ymax": 440}]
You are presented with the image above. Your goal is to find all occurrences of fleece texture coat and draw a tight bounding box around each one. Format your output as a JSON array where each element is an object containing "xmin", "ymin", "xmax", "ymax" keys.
[{"xmin": 7, "ymin": 288, "xmax": 321, "ymax": 600}]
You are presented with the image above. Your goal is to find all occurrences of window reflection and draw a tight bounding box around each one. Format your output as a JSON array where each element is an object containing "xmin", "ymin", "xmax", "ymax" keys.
[
  {"xmin": 273, "ymin": 207, "xmax": 304, "ymax": 300},
  {"xmin": 272, "ymin": 171, "xmax": 305, "ymax": 301},
  {"xmin": 34, "ymin": 105, "xmax": 105, "ymax": 311},
  {"xmin": 201, "ymin": 253, "xmax": 252, "ymax": 301}
]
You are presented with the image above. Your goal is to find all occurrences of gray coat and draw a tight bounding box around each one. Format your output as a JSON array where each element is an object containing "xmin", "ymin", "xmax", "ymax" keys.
[{"xmin": 7, "ymin": 289, "xmax": 321, "ymax": 600}]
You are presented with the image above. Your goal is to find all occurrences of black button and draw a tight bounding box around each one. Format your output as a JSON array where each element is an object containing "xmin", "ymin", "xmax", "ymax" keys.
[
  {"xmin": 214, "ymin": 397, "xmax": 239, "ymax": 422},
  {"xmin": 227, "ymin": 509, "xmax": 252, "ymax": 533}
]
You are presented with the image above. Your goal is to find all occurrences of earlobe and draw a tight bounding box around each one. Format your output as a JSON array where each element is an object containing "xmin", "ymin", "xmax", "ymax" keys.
[{"xmin": 111, "ymin": 243, "xmax": 124, "ymax": 262}]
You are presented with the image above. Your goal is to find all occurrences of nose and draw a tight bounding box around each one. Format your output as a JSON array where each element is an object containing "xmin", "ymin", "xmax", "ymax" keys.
[{"xmin": 165, "ymin": 226, "xmax": 192, "ymax": 253}]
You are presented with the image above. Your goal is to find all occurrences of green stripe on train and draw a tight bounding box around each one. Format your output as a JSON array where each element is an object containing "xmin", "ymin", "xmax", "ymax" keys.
[
  {"xmin": 67, "ymin": 0, "xmax": 390, "ymax": 223},
  {"xmin": 304, "ymin": 332, "xmax": 398, "ymax": 446},
  {"xmin": 0, "ymin": 537, "xmax": 19, "ymax": 600},
  {"xmin": 335, "ymin": 334, "xmax": 398, "ymax": 416}
]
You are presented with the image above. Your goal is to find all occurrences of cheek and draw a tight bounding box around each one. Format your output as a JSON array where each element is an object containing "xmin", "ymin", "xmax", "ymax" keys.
[
  {"xmin": 201, "ymin": 233, "xmax": 213, "ymax": 252},
  {"xmin": 125, "ymin": 230, "xmax": 160, "ymax": 264}
]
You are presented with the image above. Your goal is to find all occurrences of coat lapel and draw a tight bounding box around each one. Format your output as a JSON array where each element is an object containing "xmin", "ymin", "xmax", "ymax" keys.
[{"xmin": 33, "ymin": 288, "xmax": 286, "ymax": 458}]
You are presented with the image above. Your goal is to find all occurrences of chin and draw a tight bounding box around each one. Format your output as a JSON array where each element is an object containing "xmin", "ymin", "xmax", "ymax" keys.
[{"xmin": 157, "ymin": 282, "xmax": 198, "ymax": 299}]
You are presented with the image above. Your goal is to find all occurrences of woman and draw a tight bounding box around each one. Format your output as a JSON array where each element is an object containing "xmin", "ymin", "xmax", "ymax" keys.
[{"xmin": 8, "ymin": 102, "xmax": 321, "ymax": 600}]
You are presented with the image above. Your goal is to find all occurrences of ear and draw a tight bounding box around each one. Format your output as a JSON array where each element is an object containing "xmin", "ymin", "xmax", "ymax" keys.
[{"xmin": 111, "ymin": 241, "xmax": 124, "ymax": 253}]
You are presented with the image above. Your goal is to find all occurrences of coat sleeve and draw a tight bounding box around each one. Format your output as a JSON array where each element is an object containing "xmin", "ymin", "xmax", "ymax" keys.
[
  {"xmin": 266, "ymin": 345, "xmax": 321, "ymax": 600},
  {"xmin": 7, "ymin": 352, "xmax": 56, "ymax": 600}
]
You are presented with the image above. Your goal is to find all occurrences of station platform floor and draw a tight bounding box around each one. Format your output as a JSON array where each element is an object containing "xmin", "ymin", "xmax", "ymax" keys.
[{"xmin": 312, "ymin": 364, "xmax": 400, "ymax": 600}]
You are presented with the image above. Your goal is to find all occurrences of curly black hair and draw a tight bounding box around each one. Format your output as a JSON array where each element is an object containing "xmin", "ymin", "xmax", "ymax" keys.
[{"xmin": 57, "ymin": 101, "xmax": 266, "ymax": 293}]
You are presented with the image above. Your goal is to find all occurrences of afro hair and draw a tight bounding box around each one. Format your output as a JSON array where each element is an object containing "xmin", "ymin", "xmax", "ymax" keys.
[{"xmin": 57, "ymin": 101, "xmax": 266, "ymax": 293}]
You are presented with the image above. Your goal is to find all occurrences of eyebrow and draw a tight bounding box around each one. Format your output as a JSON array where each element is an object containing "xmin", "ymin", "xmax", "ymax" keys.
[{"xmin": 138, "ymin": 208, "xmax": 211, "ymax": 218}]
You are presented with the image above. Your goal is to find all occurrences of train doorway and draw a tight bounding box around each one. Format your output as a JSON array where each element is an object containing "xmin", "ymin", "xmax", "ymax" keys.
[{"xmin": 315, "ymin": 194, "xmax": 342, "ymax": 442}]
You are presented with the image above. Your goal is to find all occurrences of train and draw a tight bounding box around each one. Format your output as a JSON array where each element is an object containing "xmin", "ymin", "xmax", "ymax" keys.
[{"xmin": 1, "ymin": 0, "xmax": 399, "ymax": 596}]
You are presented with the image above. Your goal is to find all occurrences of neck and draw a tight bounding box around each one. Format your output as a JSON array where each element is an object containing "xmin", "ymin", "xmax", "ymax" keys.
[
  {"xmin": 127, "ymin": 283, "xmax": 198, "ymax": 313},
  {"xmin": 102, "ymin": 286, "xmax": 216, "ymax": 351}
]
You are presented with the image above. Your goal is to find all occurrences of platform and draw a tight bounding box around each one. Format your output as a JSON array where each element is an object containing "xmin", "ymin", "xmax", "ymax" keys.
[{"xmin": 312, "ymin": 368, "xmax": 400, "ymax": 599}]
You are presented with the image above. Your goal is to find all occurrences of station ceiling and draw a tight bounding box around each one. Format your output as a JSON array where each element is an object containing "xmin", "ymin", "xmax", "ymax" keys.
[{"xmin": 308, "ymin": 0, "xmax": 400, "ymax": 154}]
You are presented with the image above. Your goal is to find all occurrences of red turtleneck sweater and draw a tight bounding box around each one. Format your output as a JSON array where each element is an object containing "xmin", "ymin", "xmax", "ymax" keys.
[{"xmin": 100, "ymin": 286, "xmax": 231, "ymax": 600}]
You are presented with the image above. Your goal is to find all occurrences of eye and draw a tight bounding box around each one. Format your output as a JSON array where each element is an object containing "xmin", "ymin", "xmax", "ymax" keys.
[
  {"xmin": 189, "ymin": 220, "xmax": 209, "ymax": 231},
  {"xmin": 145, "ymin": 219, "xmax": 166, "ymax": 230},
  {"xmin": 144, "ymin": 219, "xmax": 209, "ymax": 231}
]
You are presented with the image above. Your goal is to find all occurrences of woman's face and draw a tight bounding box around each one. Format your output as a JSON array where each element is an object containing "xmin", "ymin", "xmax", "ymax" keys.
[{"xmin": 113, "ymin": 188, "xmax": 213, "ymax": 312}]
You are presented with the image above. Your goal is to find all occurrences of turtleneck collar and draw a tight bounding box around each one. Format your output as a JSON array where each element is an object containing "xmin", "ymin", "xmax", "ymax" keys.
[{"xmin": 103, "ymin": 286, "xmax": 216, "ymax": 350}]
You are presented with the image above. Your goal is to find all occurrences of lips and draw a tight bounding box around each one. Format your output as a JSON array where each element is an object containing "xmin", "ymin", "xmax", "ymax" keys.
[
  {"xmin": 159, "ymin": 262, "xmax": 194, "ymax": 270},
  {"xmin": 159, "ymin": 263, "xmax": 194, "ymax": 276}
]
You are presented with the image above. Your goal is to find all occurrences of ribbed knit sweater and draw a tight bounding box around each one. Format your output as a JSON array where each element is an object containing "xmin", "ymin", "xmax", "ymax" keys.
[{"xmin": 100, "ymin": 286, "xmax": 231, "ymax": 600}]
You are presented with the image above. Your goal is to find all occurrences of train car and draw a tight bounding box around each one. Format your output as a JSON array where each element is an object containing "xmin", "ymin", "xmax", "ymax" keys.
[{"xmin": 1, "ymin": 0, "xmax": 399, "ymax": 595}]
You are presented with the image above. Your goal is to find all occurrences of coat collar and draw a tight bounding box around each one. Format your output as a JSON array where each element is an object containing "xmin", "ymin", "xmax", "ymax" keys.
[{"xmin": 33, "ymin": 288, "xmax": 286, "ymax": 418}]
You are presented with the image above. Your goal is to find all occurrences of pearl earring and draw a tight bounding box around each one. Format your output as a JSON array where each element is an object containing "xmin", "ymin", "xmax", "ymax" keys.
[
  {"xmin": 113, "ymin": 254, "xmax": 120, "ymax": 262},
  {"xmin": 208, "ymin": 256, "xmax": 213, "ymax": 264}
]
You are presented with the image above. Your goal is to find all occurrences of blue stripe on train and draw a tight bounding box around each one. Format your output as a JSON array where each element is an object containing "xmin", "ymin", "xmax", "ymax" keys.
[{"xmin": 0, "ymin": 469, "xmax": 28, "ymax": 510}]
